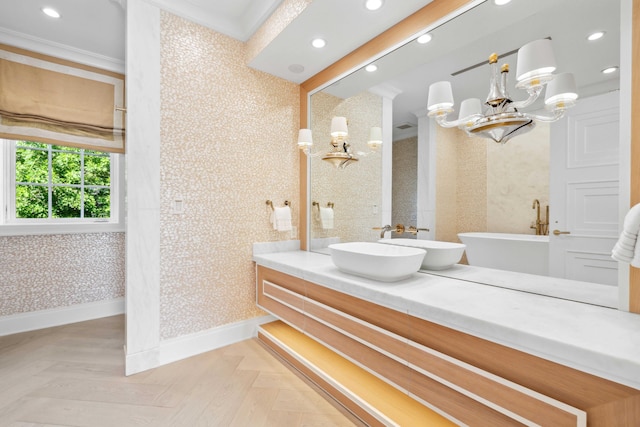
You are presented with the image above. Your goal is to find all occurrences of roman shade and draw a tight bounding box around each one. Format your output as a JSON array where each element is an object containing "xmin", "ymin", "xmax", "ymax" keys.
[{"xmin": 0, "ymin": 44, "xmax": 125, "ymax": 153}]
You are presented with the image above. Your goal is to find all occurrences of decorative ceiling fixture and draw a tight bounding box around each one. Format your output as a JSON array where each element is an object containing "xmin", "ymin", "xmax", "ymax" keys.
[
  {"xmin": 298, "ymin": 117, "xmax": 382, "ymax": 169},
  {"xmin": 426, "ymin": 39, "xmax": 578, "ymax": 144}
]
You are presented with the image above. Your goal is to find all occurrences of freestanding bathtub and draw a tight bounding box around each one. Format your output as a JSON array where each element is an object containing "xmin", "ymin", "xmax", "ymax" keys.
[{"xmin": 457, "ymin": 232, "xmax": 549, "ymax": 276}]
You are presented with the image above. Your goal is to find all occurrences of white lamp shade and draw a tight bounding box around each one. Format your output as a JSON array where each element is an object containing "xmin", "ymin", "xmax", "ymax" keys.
[
  {"xmin": 458, "ymin": 98, "xmax": 482, "ymax": 121},
  {"xmin": 368, "ymin": 126, "xmax": 383, "ymax": 148},
  {"xmin": 330, "ymin": 116, "xmax": 348, "ymax": 137},
  {"xmin": 545, "ymin": 72, "xmax": 578, "ymax": 105},
  {"xmin": 516, "ymin": 39, "xmax": 557, "ymax": 82},
  {"xmin": 297, "ymin": 129, "xmax": 313, "ymax": 147},
  {"xmin": 427, "ymin": 81, "xmax": 454, "ymax": 111}
]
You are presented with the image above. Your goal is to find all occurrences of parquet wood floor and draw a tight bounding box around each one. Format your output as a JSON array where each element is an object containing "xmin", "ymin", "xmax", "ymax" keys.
[{"xmin": 0, "ymin": 315, "xmax": 362, "ymax": 427}]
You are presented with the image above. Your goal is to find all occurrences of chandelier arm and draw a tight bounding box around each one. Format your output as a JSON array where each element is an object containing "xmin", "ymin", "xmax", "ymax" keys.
[
  {"xmin": 510, "ymin": 86, "xmax": 543, "ymax": 109},
  {"xmin": 436, "ymin": 113, "xmax": 486, "ymax": 129},
  {"xmin": 526, "ymin": 110, "xmax": 565, "ymax": 123},
  {"xmin": 434, "ymin": 114, "xmax": 467, "ymax": 128}
]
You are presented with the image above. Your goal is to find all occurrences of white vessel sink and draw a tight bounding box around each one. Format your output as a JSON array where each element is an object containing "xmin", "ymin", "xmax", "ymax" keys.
[
  {"xmin": 378, "ymin": 238, "xmax": 465, "ymax": 271},
  {"xmin": 328, "ymin": 242, "xmax": 426, "ymax": 282}
]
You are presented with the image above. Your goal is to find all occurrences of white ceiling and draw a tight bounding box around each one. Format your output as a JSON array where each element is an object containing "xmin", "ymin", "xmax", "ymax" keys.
[
  {"xmin": 320, "ymin": 0, "xmax": 621, "ymax": 136},
  {"xmin": 0, "ymin": 0, "xmax": 621, "ymax": 133},
  {"xmin": 0, "ymin": 0, "xmax": 434, "ymax": 80}
]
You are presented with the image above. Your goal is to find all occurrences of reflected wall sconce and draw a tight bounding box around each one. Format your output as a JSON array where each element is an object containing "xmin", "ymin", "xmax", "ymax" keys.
[
  {"xmin": 427, "ymin": 39, "xmax": 578, "ymax": 144},
  {"xmin": 298, "ymin": 117, "xmax": 381, "ymax": 169}
]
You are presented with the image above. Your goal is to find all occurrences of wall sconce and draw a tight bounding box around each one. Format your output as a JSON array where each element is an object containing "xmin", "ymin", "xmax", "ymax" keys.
[{"xmin": 298, "ymin": 117, "xmax": 381, "ymax": 169}]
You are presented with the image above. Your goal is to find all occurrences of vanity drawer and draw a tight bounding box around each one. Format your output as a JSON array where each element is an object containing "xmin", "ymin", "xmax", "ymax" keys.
[{"xmin": 256, "ymin": 266, "xmax": 640, "ymax": 426}]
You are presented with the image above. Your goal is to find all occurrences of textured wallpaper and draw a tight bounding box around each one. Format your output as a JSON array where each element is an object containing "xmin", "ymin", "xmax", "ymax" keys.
[
  {"xmin": 392, "ymin": 136, "xmax": 417, "ymax": 231},
  {"xmin": 309, "ymin": 91, "xmax": 383, "ymax": 246},
  {"xmin": 435, "ymin": 127, "xmax": 487, "ymax": 245},
  {"xmin": 0, "ymin": 233, "xmax": 125, "ymax": 316},
  {"xmin": 159, "ymin": 12, "xmax": 300, "ymax": 340}
]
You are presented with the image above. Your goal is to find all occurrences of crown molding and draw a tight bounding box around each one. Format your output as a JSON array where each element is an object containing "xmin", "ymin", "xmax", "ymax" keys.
[{"xmin": 0, "ymin": 27, "xmax": 125, "ymax": 74}]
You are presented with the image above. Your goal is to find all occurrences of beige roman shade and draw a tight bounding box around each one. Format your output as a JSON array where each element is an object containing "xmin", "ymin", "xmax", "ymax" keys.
[{"xmin": 0, "ymin": 44, "xmax": 125, "ymax": 153}]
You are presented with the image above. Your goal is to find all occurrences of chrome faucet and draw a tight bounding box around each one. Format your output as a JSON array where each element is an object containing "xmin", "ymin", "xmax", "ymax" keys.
[{"xmin": 530, "ymin": 199, "xmax": 549, "ymax": 235}]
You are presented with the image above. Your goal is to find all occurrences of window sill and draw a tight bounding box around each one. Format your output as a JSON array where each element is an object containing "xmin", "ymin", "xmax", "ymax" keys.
[{"xmin": 0, "ymin": 222, "xmax": 125, "ymax": 236}]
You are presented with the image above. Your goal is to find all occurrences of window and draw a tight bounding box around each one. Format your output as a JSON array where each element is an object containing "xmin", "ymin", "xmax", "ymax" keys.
[{"xmin": 1, "ymin": 139, "xmax": 124, "ymax": 234}]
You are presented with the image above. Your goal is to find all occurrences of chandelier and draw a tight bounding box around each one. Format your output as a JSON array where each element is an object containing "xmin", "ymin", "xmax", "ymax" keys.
[
  {"xmin": 426, "ymin": 39, "xmax": 578, "ymax": 144},
  {"xmin": 298, "ymin": 117, "xmax": 382, "ymax": 169}
]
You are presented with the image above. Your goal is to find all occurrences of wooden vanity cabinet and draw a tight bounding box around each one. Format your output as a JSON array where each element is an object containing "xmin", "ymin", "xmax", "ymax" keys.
[{"xmin": 256, "ymin": 265, "xmax": 640, "ymax": 426}]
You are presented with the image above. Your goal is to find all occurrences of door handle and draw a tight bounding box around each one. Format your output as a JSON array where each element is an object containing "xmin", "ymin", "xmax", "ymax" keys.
[{"xmin": 553, "ymin": 229, "xmax": 571, "ymax": 236}]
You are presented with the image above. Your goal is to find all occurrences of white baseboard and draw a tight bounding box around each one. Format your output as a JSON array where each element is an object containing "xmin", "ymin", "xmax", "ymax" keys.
[
  {"xmin": 157, "ymin": 314, "xmax": 277, "ymax": 368},
  {"xmin": 0, "ymin": 297, "xmax": 125, "ymax": 336}
]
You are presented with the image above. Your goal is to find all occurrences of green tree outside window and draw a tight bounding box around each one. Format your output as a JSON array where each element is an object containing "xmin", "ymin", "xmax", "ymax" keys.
[{"xmin": 15, "ymin": 141, "xmax": 111, "ymax": 219}]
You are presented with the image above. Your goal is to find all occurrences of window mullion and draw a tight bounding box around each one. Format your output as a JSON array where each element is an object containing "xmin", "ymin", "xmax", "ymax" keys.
[
  {"xmin": 80, "ymin": 149, "xmax": 85, "ymax": 219},
  {"xmin": 48, "ymin": 145, "xmax": 53, "ymax": 219}
]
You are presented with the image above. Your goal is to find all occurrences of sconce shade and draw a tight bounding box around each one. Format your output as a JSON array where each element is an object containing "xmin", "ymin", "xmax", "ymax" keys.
[
  {"xmin": 330, "ymin": 116, "xmax": 348, "ymax": 137},
  {"xmin": 427, "ymin": 81, "xmax": 454, "ymax": 112},
  {"xmin": 297, "ymin": 128, "xmax": 313, "ymax": 147},
  {"xmin": 368, "ymin": 126, "xmax": 383, "ymax": 148},
  {"xmin": 516, "ymin": 39, "xmax": 557, "ymax": 83},
  {"xmin": 544, "ymin": 72, "xmax": 578, "ymax": 106},
  {"xmin": 458, "ymin": 98, "xmax": 482, "ymax": 121}
]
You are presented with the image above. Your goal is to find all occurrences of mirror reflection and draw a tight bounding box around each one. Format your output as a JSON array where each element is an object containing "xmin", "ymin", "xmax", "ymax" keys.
[{"xmin": 308, "ymin": 0, "xmax": 621, "ymax": 300}]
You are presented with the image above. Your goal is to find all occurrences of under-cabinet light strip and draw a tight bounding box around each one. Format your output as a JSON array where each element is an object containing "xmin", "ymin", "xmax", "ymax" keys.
[
  {"xmin": 263, "ymin": 279, "xmax": 586, "ymax": 427},
  {"xmin": 261, "ymin": 280, "xmax": 463, "ymax": 426},
  {"xmin": 258, "ymin": 327, "xmax": 397, "ymax": 427}
]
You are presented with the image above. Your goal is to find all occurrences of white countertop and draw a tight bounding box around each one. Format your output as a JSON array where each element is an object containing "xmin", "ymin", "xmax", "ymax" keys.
[{"xmin": 253, "ymin": 249, "xmax": 640, "ymax": 390}]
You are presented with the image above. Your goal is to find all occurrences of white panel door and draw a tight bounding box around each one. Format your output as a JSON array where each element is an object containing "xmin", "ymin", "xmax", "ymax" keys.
[{"xmin": 549, "ymin": 91, "xmax": 619, "ymax": 286}]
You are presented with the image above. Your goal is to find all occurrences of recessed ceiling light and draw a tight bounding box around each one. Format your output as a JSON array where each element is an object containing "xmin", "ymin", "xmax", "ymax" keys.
[
  {"xmin": 494, "ymin": 0, "xmax": 511, "ymax": 5},
  {"xmin": 587, "ymin": 31, "xmax": 605, "ymax": 41},
  {"xmin": 417, "ymin": 34, "xmax": 432, "ymax": 44},
  {"xmin": 42, "ymin": 7, "xmax": 61, "ymax": 18},
  {"xmin": 602, "ymin": 66, "xmax": 618, "ymax": 74},
  {"xmin": 365, "ymin": 0, "xmax": 383, "ymax": 11},
  {"xmin": 365, "ymin": 64, "xmax": 378, "ymax": 72},
  {"xmin": 311, "ymin": 38, "xmax": 326, "ymax": 48}
]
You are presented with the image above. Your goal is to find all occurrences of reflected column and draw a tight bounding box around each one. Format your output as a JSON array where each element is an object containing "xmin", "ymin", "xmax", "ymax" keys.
[
  {"xmin": 413, "ymin": 107, "xmax": 436, "ymax": 240},
  {"xmin": 371, "ymin": 85, "xmax": 402, "ymax": 234}
]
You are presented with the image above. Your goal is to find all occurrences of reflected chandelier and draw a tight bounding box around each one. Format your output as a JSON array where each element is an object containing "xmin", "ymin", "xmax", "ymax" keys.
[
  {"xmin": 427, "ymin": 39, "xmax": 578, "ymax": 144},
  {"xmin": 298, "ymin": 117, "xmax": 382, "ymax": 169}
]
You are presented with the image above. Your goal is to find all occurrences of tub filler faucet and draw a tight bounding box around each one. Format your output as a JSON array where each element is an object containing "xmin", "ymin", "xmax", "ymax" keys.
[{"xmin": 530, "ymin": 199, "xmax": 549, "ymax": 235}]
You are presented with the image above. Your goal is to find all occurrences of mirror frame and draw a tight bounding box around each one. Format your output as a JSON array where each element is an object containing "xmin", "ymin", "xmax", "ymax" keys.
[{"xmin": 299, "ymin": 0, "xmax": 640, "ymax": 313}]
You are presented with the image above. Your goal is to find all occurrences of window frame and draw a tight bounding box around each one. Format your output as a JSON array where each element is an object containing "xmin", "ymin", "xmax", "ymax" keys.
[{"xmin": 0, "ymin": 139, "xmax": 124, "ymax": 236}]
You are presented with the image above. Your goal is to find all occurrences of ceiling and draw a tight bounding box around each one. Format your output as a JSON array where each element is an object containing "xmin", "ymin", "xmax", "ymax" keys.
[
  {"xmin": 319, "ymin": 0, "xmax": 621, "ymax": 138},
  {"xmin": 0, "ymin": 0, "xmax": 621, "ymax": 133},
  {"xmin": 0, "ymin": 0, "xmax": 434, "ymax": 81}
]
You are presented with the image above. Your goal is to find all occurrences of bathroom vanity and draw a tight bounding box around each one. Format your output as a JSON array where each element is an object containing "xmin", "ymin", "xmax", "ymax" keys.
[{"xmin": 254, "ymin": 249, "xmax": 640, "ymax": 426}]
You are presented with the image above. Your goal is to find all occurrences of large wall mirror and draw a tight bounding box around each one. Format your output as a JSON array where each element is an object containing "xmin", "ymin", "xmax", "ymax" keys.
[{"xmin": 304, "ymin": 0, "xmax": 635, "ymax": 309}]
